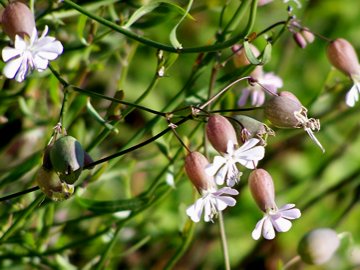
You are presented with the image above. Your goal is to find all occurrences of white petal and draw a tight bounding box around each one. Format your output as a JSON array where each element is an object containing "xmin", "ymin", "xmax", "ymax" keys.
[
  {"xmin": 14, "ymin": 35, "xmax": 27, "ymax": 50},
  {"xmin": 278, "ymin": 203, "xmax": 295, "ymax": 211},
  {"xmin": 251, "ymin": 89, "xmax": 265, "ymax": 107},
  {"xmin": 226, "ymin": 140, "xmax": 236, "ymax": 155},
  {"xmin": 35, "ymin": 41, "xmax": 63, "ymax": 59},
  {"xmin": 261, "ymin": 72, "xmax": 283, "ymax": 88},
  {"xmin": 214, "ymin": 187, "xmax": 239, "ymax": 196},
  {"xmin": 205, "ymin": 156, "xmax": 226, "ymax": 176},
  {"xmin": 203, "ymin": 199, "xmax": 212, "ymax": 222},
  {"xmin": 280, "ymin": 208, "xmax": 301, "ymax": 220},
  {"xmin": 238, "ymin": 88, "xmax": 251, "ymax": 107},
  {"xmin": 262, "ymin": 217, "xmax": 276, "ymax": 239},
  {"xmin": 271, "ymin": 216, "xmax": 292, "ymax": 232},
  {"xmin": 237, "ymin": 138, "xmax": 260, "ymax": 151},
  {"xmin": 186, "ymin": 198, "xmax": 204, "ymax": 223},
  {"xmin": 236, "ymin": 146, "xmax": 265, "ymax": 169},
  {"xmin": 33, "ymin": 56, "xmax": 49, "ymax": 71},
  {"xmin": 215, "ymin": 196, "xmax": 237, "ymax": 210},
  {"xmin": 3, "ymin": 58, "xmax": 22, "ymax": 79},
  {"xmin": 346, "ymin": 84, "xmax": 360, "ymax": 107},
  {"xmin": 252, "ymin": 217, "xmax": 266, "ymax": 240},
  {"xmin": 2, "ymin": 47, "xmax": 21, "ymax": 62}
]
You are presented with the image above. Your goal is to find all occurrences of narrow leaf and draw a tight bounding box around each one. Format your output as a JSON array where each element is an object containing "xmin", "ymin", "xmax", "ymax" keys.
[
  {"xmin": 124, "ymin": 2, "xmax": 160, "ymax": 28},
  {"xmin": 86, "ymin": 99, "xmax": 118, "ymax": 133},
  {"xmin": 169, "ymin": 0, "xmax": 194, "ymax": 49},
  {"xmin": 262, "ymin": 42, "xmax": 272, "ymax": 65}
]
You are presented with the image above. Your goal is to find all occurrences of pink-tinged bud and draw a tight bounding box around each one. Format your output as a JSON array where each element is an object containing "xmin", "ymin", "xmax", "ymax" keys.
[
  {"xmin": 301, "ymin": 29, "xmax": 315, "ymax": 44},
  {"xmin": 249, "ymin": 169, "xmax": 276, "ymax": 212},
  {"xmin": 293, "ymin": 33, "xmax": 307, "ymax": 49},
  {"xmin": 327, "ymin": 38, "xmax": 360, "ymax": 76},
  {"xmin": 185, "ymin": 152, "xmax": 214, "ymax": 192},
  {"xmin": 232, "ymin": 44, "xmax": 260, "ymax": 68},
  {"xmin": 298, "ymin": 228, "xmax": 340, "ymax": 265},
  {"xmin": 206, "ymin": 114, "xmax": 238, "ymax": 153},
  {"xmin": 1, "ymin": 1, "xmax": 36, "ymax": 41},
  {"xmin": 279, "ymin": 91, "xmax": 302, "ymax": 106},
  {"xmin": 264, "ymin": 95, "xmax": 303, "ymax": 128}
]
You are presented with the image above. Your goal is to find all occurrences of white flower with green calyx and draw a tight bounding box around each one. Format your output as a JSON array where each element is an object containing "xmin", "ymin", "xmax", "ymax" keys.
[
  {"xmin": 2, "ymin": 26, "xmax": 63, "ymax": 82},
  {"xmin": 205, "ymin": 138, "xmax": 265, "ymax": 187}
]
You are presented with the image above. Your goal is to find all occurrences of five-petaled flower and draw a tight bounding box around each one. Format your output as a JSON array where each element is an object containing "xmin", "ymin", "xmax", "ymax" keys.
[
  {"xmin": 252, "ymin": 203, "xmax": 301, "ymax": 240},
  {"xmin": 205, "ymin": 138, "xmax": 265, "ymax": 187},
  {"xmin": 2, "ymin": 26, "xmax": 63, "ymax": 82},
  {"xmin": 238, "ymin": 72, "xmax": 283, "ymax": 107},
  {"xmin": 186, "ymin": 186, "xmax": 239, "ymax": 223}
]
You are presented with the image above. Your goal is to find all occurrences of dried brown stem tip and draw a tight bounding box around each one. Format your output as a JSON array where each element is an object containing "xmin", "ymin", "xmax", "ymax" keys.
[
  {"xmin": 327, "ymin": 38, "xmax": 360, "ymax": 76},
  {"xmin": 185, "ymin": 152, "xmax": 214, "ymax": 192},
  {"xmin": 248, "ymin": 169, "xmax": 276, "ymax": 212},
  {"xmin": 1, "ymin": 1, "xmax": 36, "ymax": 41},
  {"xmin": 206, "ymin": 114, "xmax": 238, "ymax": 153}
]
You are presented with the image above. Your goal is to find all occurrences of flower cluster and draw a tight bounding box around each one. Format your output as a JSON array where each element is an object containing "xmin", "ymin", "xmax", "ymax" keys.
[
  {"xmin": 184, "ymin": 114, "xmax": 301, "ymax": 240},
  {"xmin": 1, "ymin": 2, "xmax": 63, "ymax": 82}
]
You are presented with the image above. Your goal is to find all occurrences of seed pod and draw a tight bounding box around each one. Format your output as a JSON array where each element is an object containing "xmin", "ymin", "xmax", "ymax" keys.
[
  {"xmin": 185, "ymin": 152, "xmax": 214, "ymax": 192},
  {"xmin": 327, "ymin": 38, "xmax": 360, "ymax": 76},
  {"xmin": 36, "ymin": 167, "xmax": 74, "ymax": 201},
  {"xmin": 232, "ymin": 44, "xmax": 260, "ymax": 68},
  {"xmin": 264, "ymin": 95, "xmax": 303, "ymax": 128},
  {"xmin": 248, "ymin": 169, "xmax": 276, "ymax": 212},
  {"xmin": 206, "ymin": 115, "xmax": 238, "ymax": 153},
  {"xmin": 49, "ymin": 136, "xmax": 85, "ymax": 184},
  {"xmin": 1, "ymin": 1, "xmax": 36, "ymax": 41},
  {"xmin": 298, "ymin": 228, "xmax": 340, "ymax": 265}
]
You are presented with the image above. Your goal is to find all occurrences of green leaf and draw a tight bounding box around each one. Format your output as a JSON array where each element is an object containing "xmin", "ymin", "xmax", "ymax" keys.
[
  {"xmin": 77, "ymin": 14, "xmax": 89, "ymax": 45},
  {"xmin": 243, "ymin": 40, "xmax": 261, "ymax": 65},
  {"xmin": 124, "ymin": 2, "xmax": 195, "ymax": 29},
  {"xmin": 169, "ymin": 0, "xmax": 194, "ymax": 49},
  {"xmin": 76, "ymin": 195, "xmax": 149, "ymax": 213},
  {"xmin": 124, "ymin": 2, "xmax": 160, "ymax": 28},
  {"xmin": 86, "ymin": 99, "xmax": 118, "ymax": 133}
]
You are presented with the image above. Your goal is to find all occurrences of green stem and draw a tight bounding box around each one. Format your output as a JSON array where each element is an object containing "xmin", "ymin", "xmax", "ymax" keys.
[
  {"xmin": 242, "ymin": 0, "xmax": 258, "ymax": 37},
  {"xmin": 282, "ymin": 255, "xmax": 301, "ymax": 270},
  {"xmin": 62, "ymin": 0, "xmax": 251, "ymax": 53},
  {"xmin": 218, "ymin": 211, "xmax": 230, "ymax": 270}
]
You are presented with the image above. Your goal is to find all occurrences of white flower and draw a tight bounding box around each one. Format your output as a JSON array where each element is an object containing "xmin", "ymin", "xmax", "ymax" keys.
[
  {"xmin": 258, "ymin": 0, "xmax": 301, "ymax": 8},
  {"xmin": 186, "ymin": 187, "xmax": 239, "ymax": 222},
  {"xmin": 2, "ymin": 26, "xmax": 63, "ymax": 82},
  {"xmin": 238, "ymin": 72, "xmax": 283, "ymax": 107},
  {"xmin": 346, "ymin": 75, "xmax": 360, "ymax": 107},
  {"xmin": 252, "ymin": 203, "xmax": 301, "ymax": 240},
  {"xmin": 206, "ymin": 138, "xmax": 265, "ymax": 187}
]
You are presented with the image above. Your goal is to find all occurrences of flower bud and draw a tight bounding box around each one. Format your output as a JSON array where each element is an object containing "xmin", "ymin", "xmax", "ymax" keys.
[
  {"xmin": 264, "ymin": 95, "xmax": 303, "ymax": 128},
  {"xmin": 1, "ymin": 2, "xmax": 36, "ymax": 41},
  {"xmin": 327, "ymin": 38, "xmax": 360, "ymax": 76},
  {"xmin": 248, "ymin": 169, "xmax": 276, "ymax": 212},
  {"xmin": 36, "ymin": 167, "xmax": 74, "ymax": 201},
  {"xmin": 49, "ymin": 136, "xmax": 85, "ymax": 184},
  {"xmin": 232, "ymin": 44, "xmax": 260, "ymax": 68},
  {"xmin": 185, "ymin": 152, "xmax": 215, "ymax": 192},
  {"xmin": 206, "ymin": 115, "xmax": 238, "ymax": 153},
  {"xmin": 293, "ymin": 33, "xmax": 307, "ymax": 49},
  {"xmin": 298, "ymin": 228, "xmax": 340, "ymax": 265},
  {"xmin": 301, "ymin": 29, "xmax": 315, "ymax": 44}
]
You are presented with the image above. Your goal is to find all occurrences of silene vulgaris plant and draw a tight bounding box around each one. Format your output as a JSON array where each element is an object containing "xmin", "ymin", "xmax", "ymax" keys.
[{"xmin": 0, "ymin": 0, "xmax": 359, "ymax": 269}]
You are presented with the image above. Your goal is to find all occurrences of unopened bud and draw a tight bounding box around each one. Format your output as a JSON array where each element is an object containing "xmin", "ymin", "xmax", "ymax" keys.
[
  {"xmin": 185, "ymin": 152, "xmax": 215, "ymax": 192},
  {"xmin": 327, "ymin": 38, "xmax": 360, "ymax": 77},
  {"xmin": 1, "ymin": 2, "xmax": 36, "ymax": 41},
  {"xmin": 232, "ymin": 44, "xmax": 260, "ymax": 68},
  {"xmin": 248, "ymin": 169, "xmax": 276, "ymax": 212},
  {"xmin": 298, "ymin": 228, "xmax": 340, "ymax": 265},
  {"xmin": 301, "ymin": 29, "xmax": 315, "ymax": 44},
  {"xmin": 293, "ymin": 32, "xmax": 307, "ymax": 49},
  {"xmin": 36, "ymin": 167, "xmax": 74, "ymax": 201},
  {"xmin": 206, "ymin": 115, "xmax": 238, "ymax": 153}
]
